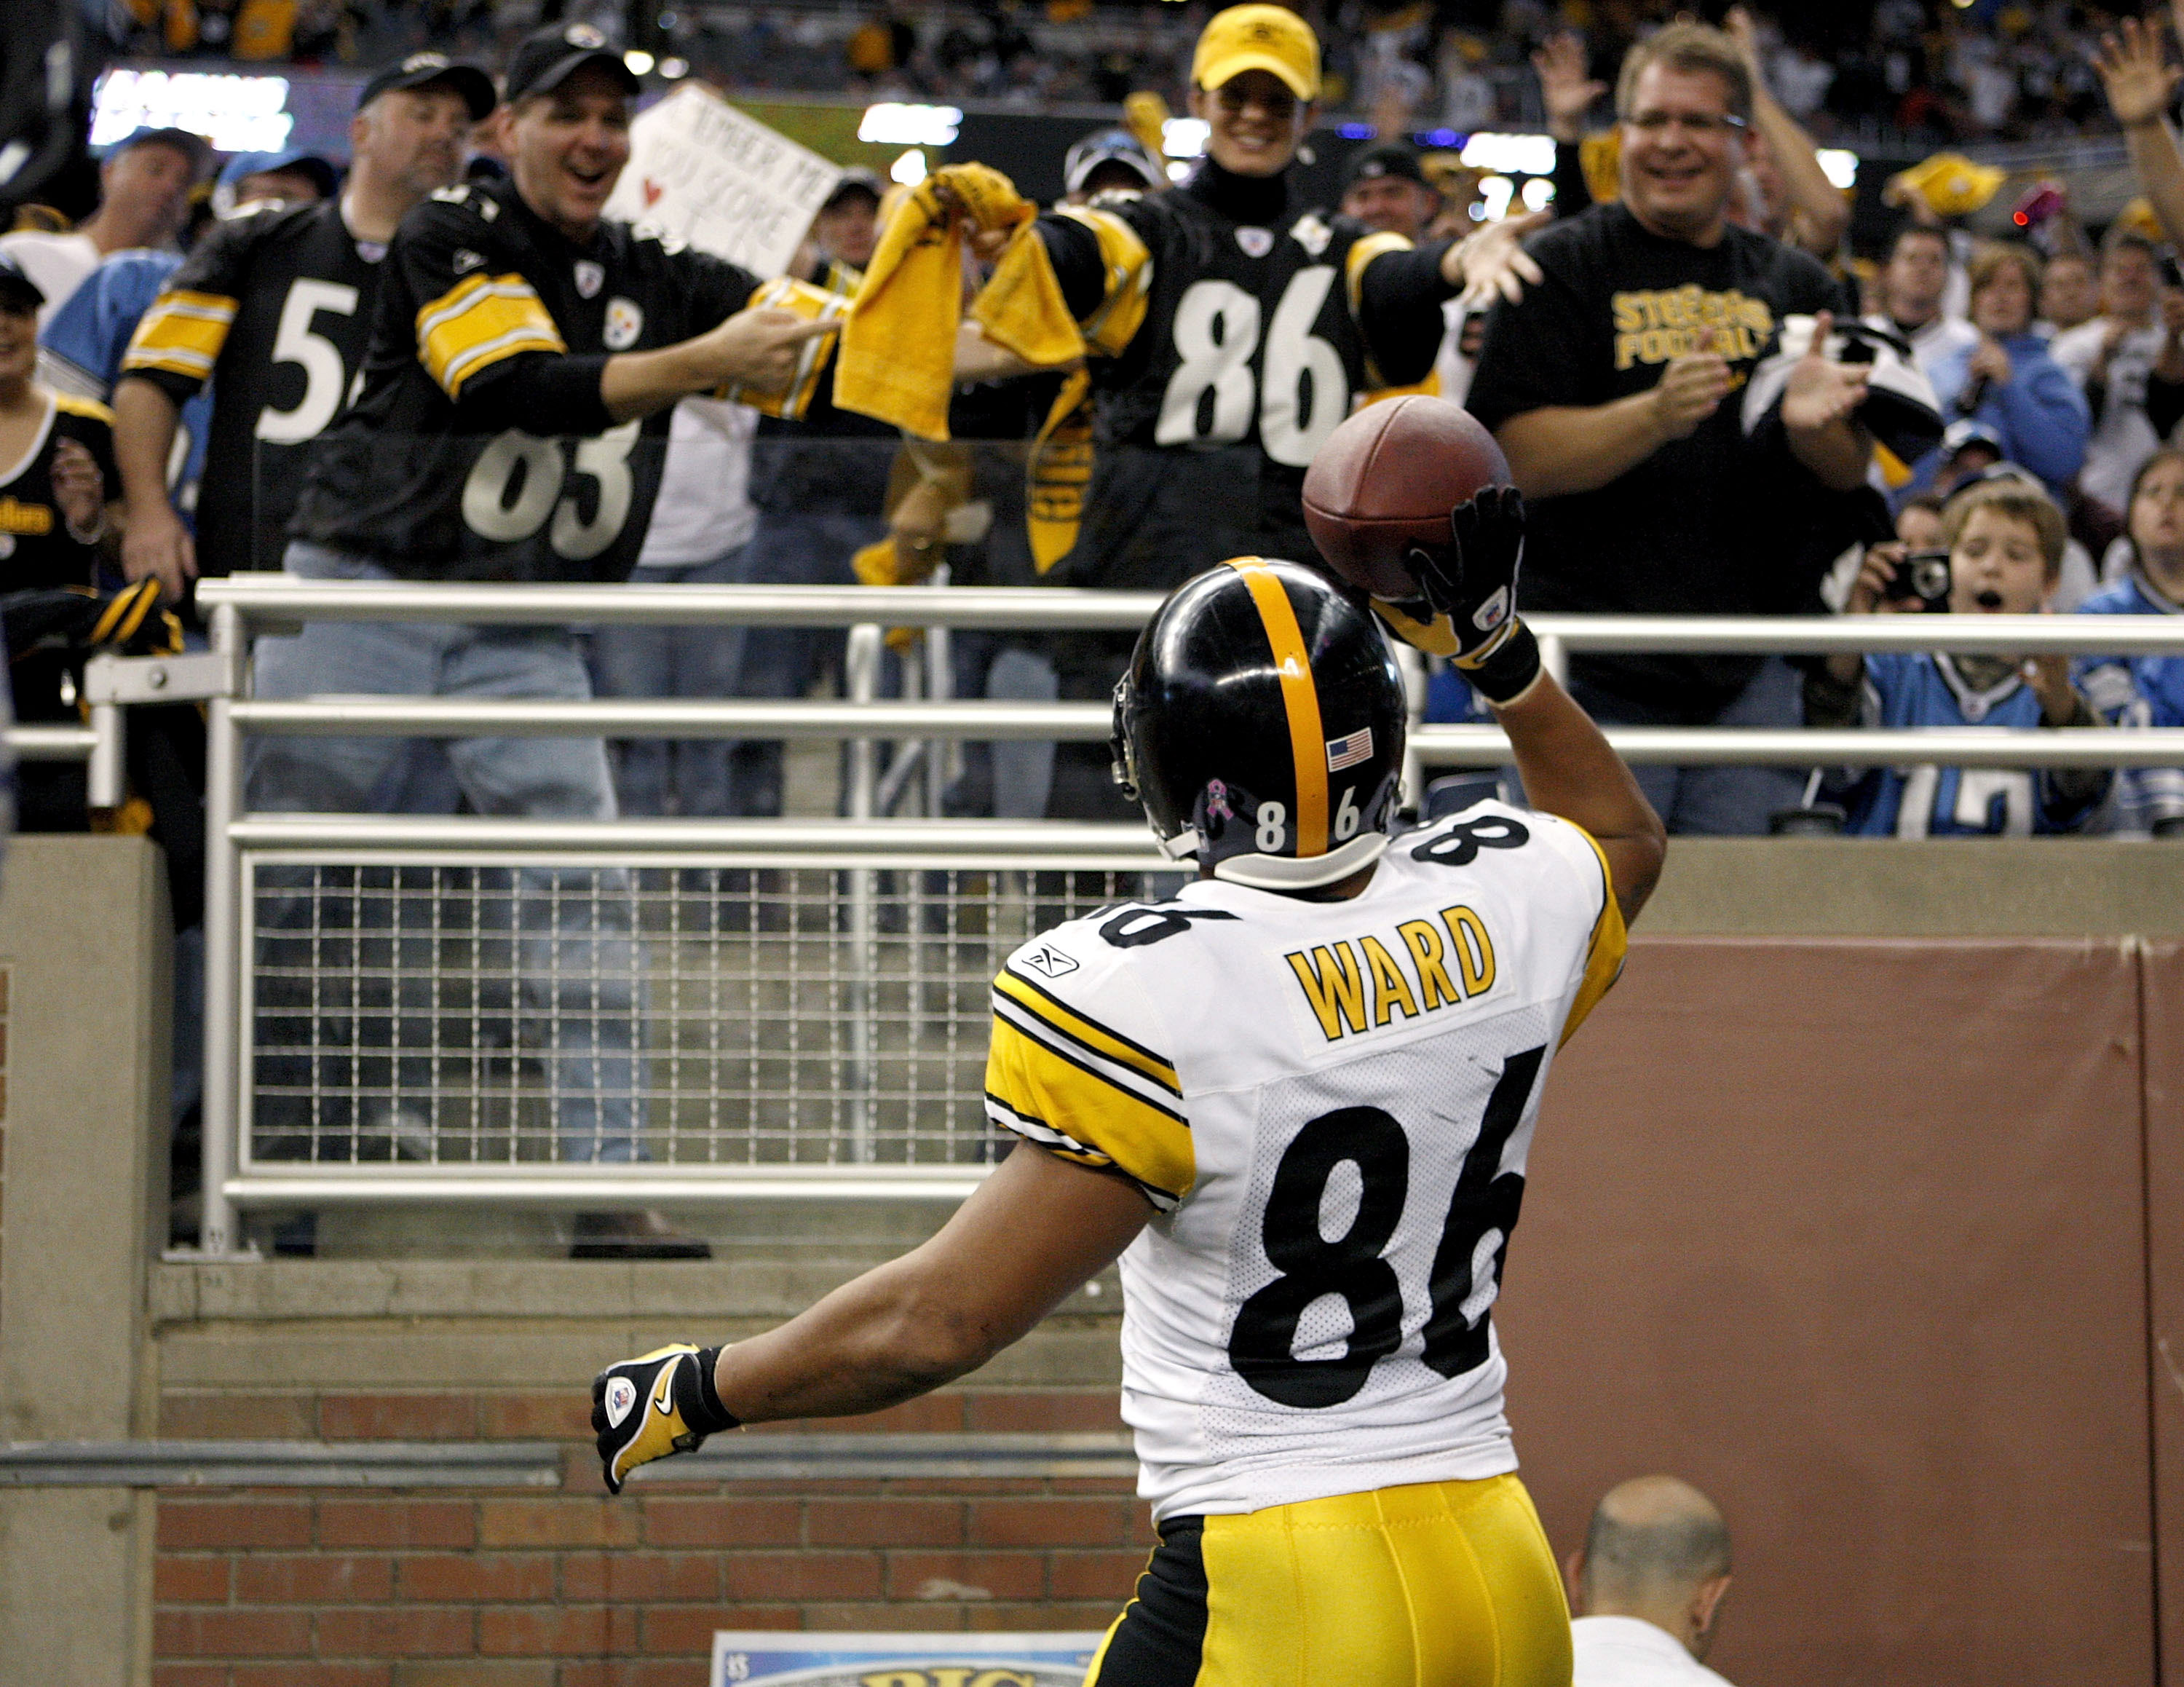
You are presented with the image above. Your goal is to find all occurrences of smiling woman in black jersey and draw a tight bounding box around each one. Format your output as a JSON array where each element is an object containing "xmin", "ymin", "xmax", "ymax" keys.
[{"xmin": 0, "ymin": 252, "xmax": 124, "ymax": 827}]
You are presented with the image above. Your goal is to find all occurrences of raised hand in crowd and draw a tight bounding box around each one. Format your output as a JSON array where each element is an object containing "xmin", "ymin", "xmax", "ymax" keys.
[
  {"xmin": 2094, "ymin": 12, "xmax": 2184, "ymax": 248},
  {"xmin": 50, "ymin": 436, "xmax": 107, "ymax": 545},
  {"xmin": 1447, "ymin": 206, "xmax": 1549, "ymax": 308},
  {"xmin": 1650, "ymin": 344, "xmax": 1735, "ymax": 441},
  {"xmin": 697, "ymin": 307, "xmax": 840, "ymax": 394},
  {"xmin": 1966, "ymin": 333, "xmax": 2014, "ymax": 395},
  {"xmin": 1723, "ymin": 5, "xmax": 1851, "ymax": 256},
  {"xmin": 1531, "ymin": 31, "xmax": 1605, "ymax": 145},
  {"xmin": 1779, "ymin": 312, "xmax": 1873, "ymax": 486}
]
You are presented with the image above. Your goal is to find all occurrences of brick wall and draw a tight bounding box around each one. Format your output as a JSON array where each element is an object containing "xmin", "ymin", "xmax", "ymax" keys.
[{"xmin": 152, "ymin": 1388, "xmax": 1152, "ymax": 1687}]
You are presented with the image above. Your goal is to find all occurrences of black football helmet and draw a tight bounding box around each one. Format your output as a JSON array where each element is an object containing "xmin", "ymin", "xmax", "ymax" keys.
[{"xmin": 1112, "ymin": 557, "xmax": 1407, "ymax": 890}]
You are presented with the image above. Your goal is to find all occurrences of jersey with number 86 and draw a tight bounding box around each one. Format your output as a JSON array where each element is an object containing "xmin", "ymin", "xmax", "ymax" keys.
[{"xmin": 984, "ymin": 804, "xmax": 1626, "ymax": 1522}]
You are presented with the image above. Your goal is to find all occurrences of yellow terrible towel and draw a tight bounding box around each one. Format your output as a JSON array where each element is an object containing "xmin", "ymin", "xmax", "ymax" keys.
[{"xmin": 833, "ymin": 162, "xmax": 1033, "ymax": 440}]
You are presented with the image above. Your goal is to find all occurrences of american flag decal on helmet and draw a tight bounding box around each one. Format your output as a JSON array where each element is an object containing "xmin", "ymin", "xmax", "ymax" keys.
[{"xmin": 1326, "ymin": 727, "xmax": 1374, "ymax": 771}]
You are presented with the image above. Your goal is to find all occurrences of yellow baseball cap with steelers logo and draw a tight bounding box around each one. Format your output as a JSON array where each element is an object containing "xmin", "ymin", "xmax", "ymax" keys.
[{"xmin": 1192, "ymin": 4, "xmax": 1321, "ymax": 101}]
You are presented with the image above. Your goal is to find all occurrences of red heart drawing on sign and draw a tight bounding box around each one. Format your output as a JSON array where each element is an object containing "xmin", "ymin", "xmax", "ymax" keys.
[{"xmin": 643, "ymin": 178, "xmax": 663, "ymax": 206}]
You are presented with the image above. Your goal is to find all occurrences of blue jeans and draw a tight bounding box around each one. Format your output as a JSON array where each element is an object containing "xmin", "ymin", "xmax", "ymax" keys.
[
  {"xmin": 725, "ymin": 509, "xmax": 887, "ymax": 815},
  {"xmin": 587, "ymin": 548, "xmax": 745, "ymax": 816},
  {"xmin": 1566, "ymin": 656, "xmax": 1809, "ymax": 837},
  {"xmin": 248, "ymin": 542, "xmax": 640, "ymax": 1163}
]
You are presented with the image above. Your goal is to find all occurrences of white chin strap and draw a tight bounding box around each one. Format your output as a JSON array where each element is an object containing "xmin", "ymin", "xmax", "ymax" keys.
[{"xmin": 1211, "ymin": 830, "xmax": 1391, "ymax": 890}]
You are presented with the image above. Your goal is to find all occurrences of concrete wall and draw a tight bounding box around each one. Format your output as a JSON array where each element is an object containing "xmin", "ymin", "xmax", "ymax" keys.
[{"xmin": 0, "ymin": 837, "xmax": 170, "ymax": 1687}]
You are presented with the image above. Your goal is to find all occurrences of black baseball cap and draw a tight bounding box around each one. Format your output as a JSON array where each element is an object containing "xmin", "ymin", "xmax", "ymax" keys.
[
  {"xmin": 0, "ymin": 251, "xmax": 44, "ymax": 312},
  {"xmin": 503, "ymin": 23, "xmax": 641, "ymax": 106},
  {"xmin": 357, "ymin": 51, "xmax": 497, "ymax": 121},
  {"xmin": 822, "ymin": 168, "xmax": 885, "ymax": 213},
  {"xmin": 1345, "ymin": 143, "xmax": 1426, "ymax": 189}
]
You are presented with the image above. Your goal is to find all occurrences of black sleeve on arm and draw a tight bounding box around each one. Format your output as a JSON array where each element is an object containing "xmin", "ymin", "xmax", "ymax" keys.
[
  {"xmin": 2149, "ymin": 369, "xmax": 2184, "ymax": 439},
  {"xmin": 1033, "ymin": 216, "xmax": 1107, "ymax": 323},
  {"xmin": 1554, "ymin": 140, "xmax": 1593, "ymax": 219},
  {"xmin": 459, "ymin": 353, "xmax": 614, "ymax": 435},
  {"xmin": 673, "ymin": 246, "xmax": 760, "ymax": 329},
  {"xmin": 1356, "ymin": 242, "xmax": 1458, "ymax": 385}
]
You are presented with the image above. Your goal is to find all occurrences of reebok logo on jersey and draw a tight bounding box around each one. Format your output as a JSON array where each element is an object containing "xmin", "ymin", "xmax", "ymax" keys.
[
  {"xmin": 1326, "ymin": 727, "xmax": 1373, "ymax": 772},
  {"xmin": 1021, "ymin": 944, "xmax": 1080, "ymax": 979},
  {"xmin": 451, "ymin": 248, "xmax": 485, "ymax": 274},
  {"xmin": 601, "ymin": 1375, "xmax": 637, "ymax": 1427},
  {"xmin": 1284, "ymin": 905, "xmax": 1498, "ymax": 1041},
  {"xmin": 1235, "ymin": 227, "xmax": 1275, "ymax": 258}
]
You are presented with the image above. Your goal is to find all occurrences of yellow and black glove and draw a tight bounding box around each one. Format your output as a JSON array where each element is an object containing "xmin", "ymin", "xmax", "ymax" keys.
[{"xmin": 591, "ymin": 1343, "xmax": 738, "ymax": 1494}]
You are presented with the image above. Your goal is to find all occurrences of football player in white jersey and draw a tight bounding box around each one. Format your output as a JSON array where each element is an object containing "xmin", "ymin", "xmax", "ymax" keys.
[{"xmin": 593, "ymin": 491, "xmax": 1666, "ymax": 1686}]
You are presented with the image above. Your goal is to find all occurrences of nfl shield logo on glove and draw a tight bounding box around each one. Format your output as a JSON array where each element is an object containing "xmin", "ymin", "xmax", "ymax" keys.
[{"xmin": 603, "ymin": 1374, "xmax": 638, "ymax": 1427}]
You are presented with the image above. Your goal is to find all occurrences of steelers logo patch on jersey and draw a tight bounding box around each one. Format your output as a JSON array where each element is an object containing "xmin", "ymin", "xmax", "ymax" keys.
[{"xmin": 604, "ymin": 296, "xmax": 644, "ymax": 349}]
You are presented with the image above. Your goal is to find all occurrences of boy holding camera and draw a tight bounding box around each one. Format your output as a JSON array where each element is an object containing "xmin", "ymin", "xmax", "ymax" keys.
[{"xmin": 1807, "ymin": 475, "xmax": 2110, "ymax": 835}]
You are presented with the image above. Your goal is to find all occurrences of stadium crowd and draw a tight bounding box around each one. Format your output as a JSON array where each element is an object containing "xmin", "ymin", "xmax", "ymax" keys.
[{"xmin": 8, "ymin": 1, "xmax": 2184, "ymax": 1257}]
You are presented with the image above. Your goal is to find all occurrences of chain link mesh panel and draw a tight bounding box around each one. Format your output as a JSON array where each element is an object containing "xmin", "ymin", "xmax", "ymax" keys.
[{"xmin": 243, "ymin": 859, "xmax": 1171, "ymax": 1173}]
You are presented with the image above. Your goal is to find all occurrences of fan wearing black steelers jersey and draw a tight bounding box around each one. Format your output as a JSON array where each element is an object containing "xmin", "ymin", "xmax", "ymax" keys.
[
  {"xmin": 590, "ymin": 507, "xmax": 1667, "ymax": 1683},
  {"xmin": 283, "ymin": 25, "xmax": 835, "ymax": 586},
  {"xmin": 953, "ymin": 4, "xmax": 1544, "ymax": 818},
  {"xmin": 113, "ymin": 52, "xmax": 497, "ymax": 592}
]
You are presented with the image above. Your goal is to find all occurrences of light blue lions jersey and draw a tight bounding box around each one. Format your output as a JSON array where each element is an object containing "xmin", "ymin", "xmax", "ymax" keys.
[
  {"xmin": 2074, "ymin": 571, "xmax": 2184, "ymax": 834},
  {"xmin": 1843, "ymin": 651, "xmax": 2103, "ymax": 837},
  {"xmin": 39, "ymin": 249, "xmax": 209, "ymax": 523}
]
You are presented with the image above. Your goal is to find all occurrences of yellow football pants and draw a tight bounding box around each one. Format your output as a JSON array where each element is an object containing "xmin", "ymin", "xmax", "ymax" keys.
[{"xmin": 1085, "ymin": 1472, "xmax": 1572, "ymax": 1687}]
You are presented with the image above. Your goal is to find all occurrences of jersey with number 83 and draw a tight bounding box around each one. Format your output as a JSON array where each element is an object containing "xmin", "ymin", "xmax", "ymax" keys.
[
  {"xmin": 984, "ymin": 805, "xmax": 1625, "ymax": 1522},
  {"xmin": 290, "ymin": 178, "xmax": 759, "ymax": 582}
]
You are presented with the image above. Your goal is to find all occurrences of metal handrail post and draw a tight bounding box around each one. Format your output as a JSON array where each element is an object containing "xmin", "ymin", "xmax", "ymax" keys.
[
  {"xmin": 1537, "ymin": 633, "xmax": 1569, "ymax": 687},
  {"xmin": 84, "ymin": 700, "xmax": 124, "ymax": 810},
  {"xmin": 197, "ymin": 604, "xmax": 248, "ymax": 1257},
  {"xmin": 925, "ymin": 564, "xmax": 952, "ymax": 818},
  {"xmin": 843, "ymin": 625, "xmax": 882, "ymax": 1162}
]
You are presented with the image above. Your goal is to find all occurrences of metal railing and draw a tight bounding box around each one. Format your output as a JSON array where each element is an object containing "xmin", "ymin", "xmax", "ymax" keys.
[{"xmin": 181, "ymin": 577, "xmax": 2184, "ymax": 1257}]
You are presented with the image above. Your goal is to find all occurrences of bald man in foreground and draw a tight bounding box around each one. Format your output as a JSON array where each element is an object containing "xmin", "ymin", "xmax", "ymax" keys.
[{"xmin": 1567, "ymin": 1476, "xmax": 1738, "ymax": 1686}]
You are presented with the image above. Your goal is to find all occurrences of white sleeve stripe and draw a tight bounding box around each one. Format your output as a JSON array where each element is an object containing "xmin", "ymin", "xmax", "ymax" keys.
[
  {"xmin": 991, "ymin": 995, "xmax": 1190, "ymax": 1123},
  {"xmin": 984, "ymin": 1096, "xmax": 1179, "ymax": 1212}
]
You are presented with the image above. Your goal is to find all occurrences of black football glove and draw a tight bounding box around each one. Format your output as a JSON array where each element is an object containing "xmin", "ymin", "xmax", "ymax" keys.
[
  {"xmin": 592, "ymin": 1343, "xmax": 738, "ymax": 1494},
  {"xmin": 1396, "ymin": 486, "xmax": 1543, "ymax": 706}
]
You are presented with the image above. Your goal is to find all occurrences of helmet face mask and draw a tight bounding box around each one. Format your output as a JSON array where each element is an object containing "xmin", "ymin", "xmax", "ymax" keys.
[{"xmin": 1110, "ymin": 558, "xmax": 1408, "ymax": 891}]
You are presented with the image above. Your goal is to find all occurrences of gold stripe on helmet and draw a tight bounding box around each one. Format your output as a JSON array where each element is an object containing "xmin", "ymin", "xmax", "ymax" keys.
[{"xmin": 1225, "ymin": 558, "xmax": 1329, "ymax": 857}]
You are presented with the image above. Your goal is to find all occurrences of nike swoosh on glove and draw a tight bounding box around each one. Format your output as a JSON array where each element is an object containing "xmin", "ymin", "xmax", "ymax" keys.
[{"xmin": 592, "ymin": 1343, "xmax": 737, "ymax": 1494}]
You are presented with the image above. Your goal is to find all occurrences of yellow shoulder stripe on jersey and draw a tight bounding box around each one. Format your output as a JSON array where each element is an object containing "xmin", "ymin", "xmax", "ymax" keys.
[
  {"xmin": 995, "ymin": 967, "xmax": 1182, "ymax": 1095},
  {"xmin": 1050, "ymin": 205, "xmax": 1155, "ymax": 357},
  {"xmin": 1561, "ymin": 826, "xmax": 1628, "ymax": 1046},
  {"xmin": 122, "ymin": 289, "xmax": 240, "ymax": 380},
  {"xmin": 1226, "ymin": 558, "xmax": 1329, "ymax": 856},
  {"xmin": 416, "ymin": 272, "xmax": 566, "ymax": 400},
  {"xmin": 984, "ymin": 1018, "xmax": 1194, "ymax": 1206},
  {"xmin": 1343, "ymin": 229, "xmax": 1414, "ymax": 318},
  {"xmin": 52, "ymin": 392, "xmax": 115, "ymax": 425}
]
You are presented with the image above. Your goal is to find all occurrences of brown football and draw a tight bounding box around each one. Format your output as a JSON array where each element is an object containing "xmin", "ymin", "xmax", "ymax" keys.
[{"xmin": 1302, "ymin": 395, "xmax": 1513, "ymax": 598}]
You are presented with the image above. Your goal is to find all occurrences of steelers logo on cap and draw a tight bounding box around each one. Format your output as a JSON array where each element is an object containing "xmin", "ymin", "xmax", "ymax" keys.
[
  {"xmin": 566, "ymin": 23, "xmax": 606, "ymax": 48},
  {"xmin": 1249, "ymin": 20, "xmax": 1273, "ymax": 37}
]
